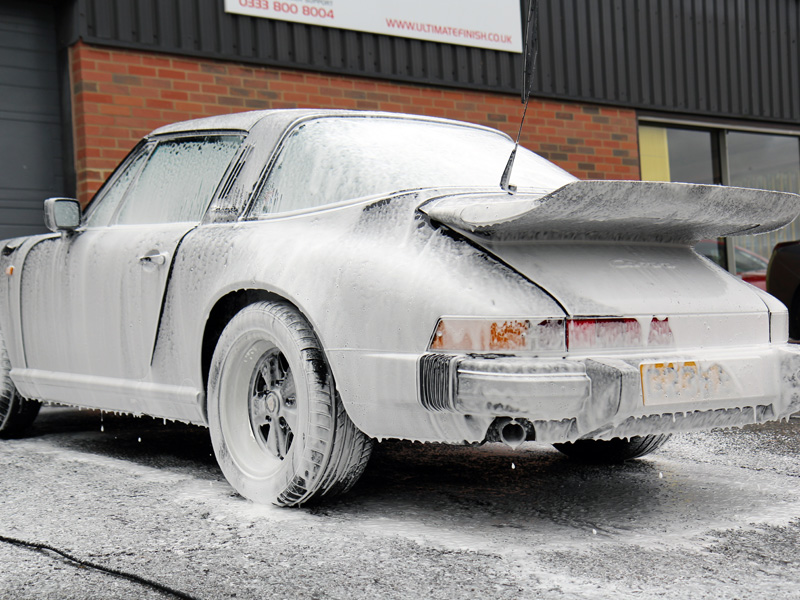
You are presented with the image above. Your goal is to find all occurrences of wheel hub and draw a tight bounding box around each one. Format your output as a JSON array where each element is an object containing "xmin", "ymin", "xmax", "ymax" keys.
[
  {"xmin": 265, "ymin": 391, "xmax": 279, "ymax": 414},
  {"xmin": 247, "ymin": 349, "xmax": 297, "ymax": 461}
]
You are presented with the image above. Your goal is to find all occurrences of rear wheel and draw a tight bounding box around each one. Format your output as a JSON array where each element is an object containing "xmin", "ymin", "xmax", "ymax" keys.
[
  {"xmin": 553, "ymin": 434, "xmax": 670, "ymax": 464},
  {"xmin": 207, "ymin": 301, "xmax": 373, "ymax": 506},
  {"xmin": 0, "ymin": 330, "xmax": 40, "ymax": 439}
]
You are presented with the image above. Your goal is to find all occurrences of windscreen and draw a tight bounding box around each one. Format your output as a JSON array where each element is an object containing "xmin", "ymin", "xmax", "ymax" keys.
[{"xmin": 252, "ymin": 117, "xmax": 576, "ymax": 215}]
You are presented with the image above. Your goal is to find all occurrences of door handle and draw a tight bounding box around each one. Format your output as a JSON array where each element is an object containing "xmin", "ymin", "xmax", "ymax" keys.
[{"xmin": 138, "ymin": 251, "xmax": 168, "ymax": 266}]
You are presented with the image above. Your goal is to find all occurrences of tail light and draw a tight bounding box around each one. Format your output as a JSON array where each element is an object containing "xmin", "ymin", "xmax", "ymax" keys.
[
  {"xmin": 429, "ymin": 318, "xmax": 565, "ymax": 352},
  {"xmin": 429, "ymin": 316, "xmax": 674, "ymax": 352},
  {"xmin": 647, "ymin": 317, "xmax": 674, "ymax": 346},
  {"xmin": 567, "ymin": 318, "xmax": 641, "ymax": 350},
  {"xmin": 567, "ymin": 317, "xmax": 674, "ymax": 350}
]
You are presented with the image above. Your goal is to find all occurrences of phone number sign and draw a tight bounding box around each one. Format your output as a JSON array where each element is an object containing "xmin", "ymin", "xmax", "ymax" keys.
[{"xmin": 224, "ymin": 0, "xmax": 522, "ymax": 53}]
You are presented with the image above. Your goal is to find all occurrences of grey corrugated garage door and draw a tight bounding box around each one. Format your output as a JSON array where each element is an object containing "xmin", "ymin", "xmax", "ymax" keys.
[{"xmin": 0, "ymin": 2, "xmax": 65, "ymax": 239}]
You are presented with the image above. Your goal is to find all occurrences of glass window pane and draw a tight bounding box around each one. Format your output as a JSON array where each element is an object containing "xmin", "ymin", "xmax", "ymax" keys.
[
  {"xmin": 727, "ymin": 132, "xmax": 800, "ymax": 193},
  {"xmin": 728, "ymin": 132, "xmax": 800, "ymax": 271},
  {"xmin": 254, "ymin": 117, "xmax": 575, "ymax": 215},
  {"xmin": 638, "ymin": 126, "xmax": 715, "ymax": 184},
  {"xmin": 116, "ymin": 135, "xmax": 242, "ymax": 225},
  {"xmin": 694, "ymin": 240, "xmax": 724, "ymax": 267},
  {"xmin": 84, "ymin": 148, "xmax": 150, "ymax": 228},
  {"xmin": 734, "ymin": 247, "xmax": 768, "ymax": 273},
  {"xmin": 666, "ymin": 128, "xmax": 715, "ymax": 184}
]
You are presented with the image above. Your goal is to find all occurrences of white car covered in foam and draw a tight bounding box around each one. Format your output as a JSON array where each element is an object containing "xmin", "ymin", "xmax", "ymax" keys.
[{"xmin": 2, "ymin": 109, "xmax": 800, "ymax": 506}]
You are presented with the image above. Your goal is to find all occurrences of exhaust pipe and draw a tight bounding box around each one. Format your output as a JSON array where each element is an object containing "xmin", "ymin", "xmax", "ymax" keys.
[{"xmin": 487, "ymin": 417, "xmax": 533, "ymax": 449}]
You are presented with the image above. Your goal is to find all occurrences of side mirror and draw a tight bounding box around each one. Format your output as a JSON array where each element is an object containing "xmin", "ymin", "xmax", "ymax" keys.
[{"xmin": 44, "ymin": 197, "xmax": 81, "ymax": 233}]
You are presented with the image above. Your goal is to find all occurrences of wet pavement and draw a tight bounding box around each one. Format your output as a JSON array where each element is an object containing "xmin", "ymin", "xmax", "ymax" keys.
[{"xmin": 1, "ymin": 406, "xmax": 799, "ymax": 599}]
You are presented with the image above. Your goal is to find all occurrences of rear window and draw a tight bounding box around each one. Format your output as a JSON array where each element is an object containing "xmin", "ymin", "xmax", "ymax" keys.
[{"xmin": 252, "ymin": 117, "xmax": 575, "ymax": 215}]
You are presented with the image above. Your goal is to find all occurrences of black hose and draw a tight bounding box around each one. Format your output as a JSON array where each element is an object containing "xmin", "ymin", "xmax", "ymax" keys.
[{"xmin": 0, "ymin": 533, "xmax": 202, "ymax": 600}]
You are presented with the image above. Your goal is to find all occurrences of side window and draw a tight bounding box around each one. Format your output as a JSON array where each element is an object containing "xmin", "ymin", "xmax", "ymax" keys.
[
  {"xmin": 84, "ymin": 146, "xmax": 151, "ymax": 228},
  {"xmin": 115, "ymin": 135, "xmax": 242, "ymax": 225},
  {"xmin": 252, "ymin": 124, "xmax": 328, "ymax": 214}
]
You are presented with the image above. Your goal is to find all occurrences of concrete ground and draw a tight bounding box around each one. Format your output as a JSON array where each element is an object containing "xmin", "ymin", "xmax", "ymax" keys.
[{"xmin": 1, "ymin": 407, "xmax": 799, "ymax": 599}]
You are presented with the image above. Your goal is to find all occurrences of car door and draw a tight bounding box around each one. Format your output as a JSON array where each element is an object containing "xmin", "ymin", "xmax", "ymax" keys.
[{"xmin": 20, "ymin": 134, "xmax": 242, "ymax": 391}]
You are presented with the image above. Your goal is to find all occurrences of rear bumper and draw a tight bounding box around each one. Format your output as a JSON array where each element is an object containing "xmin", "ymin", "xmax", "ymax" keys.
[{"xmin": 419, "ymin": 345, "xmax": 800, "ymax": 442}]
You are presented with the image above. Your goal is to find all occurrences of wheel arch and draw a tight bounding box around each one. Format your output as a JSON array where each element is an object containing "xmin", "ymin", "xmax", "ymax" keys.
[
  {"xmin": 204, "ymin": 298, "xmax": 373, "ymax": 505},
  {"xmin": 201, "ymin": 289, "xmax": 306, "ymax": 395}
]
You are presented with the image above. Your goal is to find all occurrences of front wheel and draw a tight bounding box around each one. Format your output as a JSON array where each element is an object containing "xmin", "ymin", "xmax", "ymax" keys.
[
  {"xmin": 0, "ymin": 329, "xmax": 40, "ymax": 439},
  {"xmin": 553, "ymin": 434, "xmax": 670, "ymax": 464},
  {"xmin": 207, "ymin": 301, "xmax": 373, "ymax": 506}
]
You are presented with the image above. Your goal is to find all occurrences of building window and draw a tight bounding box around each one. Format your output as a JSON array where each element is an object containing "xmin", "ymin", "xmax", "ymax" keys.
[
  {"xmin": 640, "ymin": 126, "xmax": 716, "ymax": 185},
  {"xmin": 639, "ymin": 122, "xmax": 800, "ymax": 274},
  {"xmin": 727, "ymin": 132, "xmax": 800, "ymax": 193}
]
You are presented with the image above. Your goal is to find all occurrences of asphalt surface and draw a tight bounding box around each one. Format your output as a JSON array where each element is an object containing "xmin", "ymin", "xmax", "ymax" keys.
[{"xmin": 1, "ymin": 406, "xmax": 799, "ymax": 599}]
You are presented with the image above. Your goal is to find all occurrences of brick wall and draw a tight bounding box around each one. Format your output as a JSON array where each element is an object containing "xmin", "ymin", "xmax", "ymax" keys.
[{"xmin": 70, "ymin": 41, "xmax": 640, "ymax": 205}]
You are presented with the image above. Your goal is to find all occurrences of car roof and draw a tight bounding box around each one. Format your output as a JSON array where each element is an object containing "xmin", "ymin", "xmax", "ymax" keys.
[{"xmin": 146, "ymin": 109, "xmax": 505, "ymax": 138}]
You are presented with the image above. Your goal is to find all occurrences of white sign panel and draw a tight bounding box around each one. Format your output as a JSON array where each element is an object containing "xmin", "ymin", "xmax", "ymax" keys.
[{"xmin": 224, "ymin": 0, "xmax": 522, "ymax": 53}]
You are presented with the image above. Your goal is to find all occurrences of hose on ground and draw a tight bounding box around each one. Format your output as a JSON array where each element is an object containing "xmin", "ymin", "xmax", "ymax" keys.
[{"xmin": 0, "ymin": 533, "xmax": 202, "ymax": 600}]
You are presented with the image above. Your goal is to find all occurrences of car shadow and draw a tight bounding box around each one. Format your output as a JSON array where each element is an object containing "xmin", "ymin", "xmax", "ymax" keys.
[
  {"xmin": 313, "ymin": 438, "xmax": 675, "ymax": 537},
  {"xmin": 27, "ymin": 405, "xmax": 219, "ymax": 476},
  {"xmin": 26, "ymin": 406, "xmax": 710, "ymax": 537}
]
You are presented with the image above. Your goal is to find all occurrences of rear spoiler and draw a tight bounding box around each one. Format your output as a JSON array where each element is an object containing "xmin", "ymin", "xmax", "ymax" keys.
[{"xmin": 418, "ymin": 181, "xmax": 800, "ymax": 244}]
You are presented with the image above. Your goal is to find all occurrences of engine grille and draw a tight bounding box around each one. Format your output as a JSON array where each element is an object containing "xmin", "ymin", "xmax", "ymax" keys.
[{"xmin": 419, "ymin": 353, "xmax": 457, "ymax": 411}]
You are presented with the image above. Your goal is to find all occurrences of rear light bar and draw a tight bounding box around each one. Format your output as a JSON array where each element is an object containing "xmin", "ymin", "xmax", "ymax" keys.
[
  {"xmin": 430, "ymin": 318, "xmax": 566, "ymax": 352},
  {"xmin": 647, "ymin": 317, "xmax": 674, "ymax": 346},
  {"xmin": 429, "ymin": 317, "xmax": 674, "ymax": 352},
  {"xmin": 567, "ymin": 317, "xmax": 674, "ymax": 350}
]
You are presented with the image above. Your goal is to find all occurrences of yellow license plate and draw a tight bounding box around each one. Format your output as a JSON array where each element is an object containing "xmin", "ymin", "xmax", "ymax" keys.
[{"xmin": 640, "ymin": 361, "xmax": 727, "ymax": 405}]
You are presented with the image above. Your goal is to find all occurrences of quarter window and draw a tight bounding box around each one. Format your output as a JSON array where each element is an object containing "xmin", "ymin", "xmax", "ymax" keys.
[{"xmin": 115, "ymin": 135, "xmax": 242, "ymax": 225}]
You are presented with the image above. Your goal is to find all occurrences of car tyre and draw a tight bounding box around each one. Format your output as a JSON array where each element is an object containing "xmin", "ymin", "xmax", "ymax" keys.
[
  {"xmin": 0, "ymin": 329, "xmax": 40, "ymax": 439},
  {"xmin": 553, "ymin": 434, "xmax": 670, "ymax": 463},
  {"xmin": 207, "ymin": 301, "xmax": 373, "ymax": 506}
]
